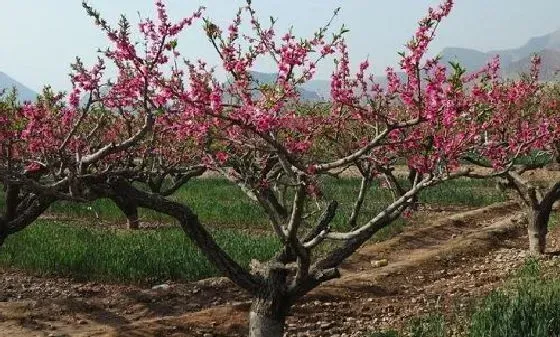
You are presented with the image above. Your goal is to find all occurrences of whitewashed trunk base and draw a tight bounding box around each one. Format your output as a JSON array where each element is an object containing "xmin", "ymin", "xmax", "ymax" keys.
[{"xmin": 248, "ymin": 311, "xmax": 285, "ymax": 337}]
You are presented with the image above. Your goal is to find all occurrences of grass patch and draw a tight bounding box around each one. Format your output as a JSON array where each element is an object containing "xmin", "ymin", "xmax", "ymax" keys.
[
  {"xmin": 550, "ymin": 212, "xmax": 560, "ymax": 230},
  {"xmin": 0, "ymin": 220, "xmax": 280, "ymax": 283},
  {"xmin": 48, "ymin": 179, "xmax": 269, "ymax": 228},
  {"xmin": 0, "ymin": 177, "xmax": 507, "ymax": 283},
  {"xmin": 320, "ymin": 177, "xmax": 506, "ymax": 237},
  {"xmin": 408, "ymin": 314, "xmax": 447, "ymax": 337},
  {"xmin": 320, "ymin": 177, "xmax": 505, "ymax": 233},
  {"xmin": 1, "ymin": 177, "xmax": 507, "ymax": 231},
  {"xmin": 419, "ymin": 179, "xmax": 506, "ymax": 208},
  {"xmin": 467, "ymin": 258, "xmax": 560, "ymax": 337},
  {"xmin": 370, "ymin": 258, "xmax": 560, "ymax": 337}
]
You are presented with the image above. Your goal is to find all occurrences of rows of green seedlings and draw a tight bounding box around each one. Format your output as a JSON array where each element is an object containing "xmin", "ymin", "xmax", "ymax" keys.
[
  {"xmin": 41, "ymin": 177, "xmax": 506, "ymax": 230},
  {"xmin": 0, "ymin": 221, "xmax": 280, "ymax": 283},
  {"xmin": 0, "ymin": 177, "xmax": 507, "ymax": 283},
  {"xmin": 371, "ymin": 258, "xmax": 560, "ymax": 337}
]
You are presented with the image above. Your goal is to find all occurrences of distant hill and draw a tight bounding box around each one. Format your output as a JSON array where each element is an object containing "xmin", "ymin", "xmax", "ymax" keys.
[
  {"xmin": 503, "ymin": 49, "xmax": 560, "ymax": 80},
  {"xmin": 489, "ymin": 29, "xmax": 560, "ymax": 63},
  {"xmin": 247, "ymin": 71, "xmax": 323, "ymax": 101},
  {"xmin": 301, "ymin": 79, "xmax": 330, "ymax": 100},
  {"xmin": 6, "ymin": 28, "xmax": 560, "ymax": 106},
  {"xmin": 0, "ymin": 71, "xmax": 38, "ymax": 102},
  {"xmin": 440, "ymin": 47, "xmax": 501, "ymax": 72},
  {"xmin": 301, "ymin": 29, "xmax": 560, "ymax": 99},
  {"xmin": 301, "ymin": 73, "xmax": 411, "ymax": 99},
  {"xmin": 440, "ymin": 28, "xmax": 560, "ymax": 81}
]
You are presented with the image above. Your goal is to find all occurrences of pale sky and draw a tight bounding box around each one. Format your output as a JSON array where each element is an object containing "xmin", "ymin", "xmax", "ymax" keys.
[{"xmin": 1, "ymin": 1, "xmax": 560, "ymax": 91}]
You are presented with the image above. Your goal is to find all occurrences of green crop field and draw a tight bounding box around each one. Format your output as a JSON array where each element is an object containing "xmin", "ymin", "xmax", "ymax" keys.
[{"xmin": 0, "ymin": 177, "xmax": 507, "ymax": 283}]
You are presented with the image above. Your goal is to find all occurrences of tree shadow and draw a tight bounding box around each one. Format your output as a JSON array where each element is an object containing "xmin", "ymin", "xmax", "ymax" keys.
[
  {"xmin": 546, "ymin": 250, "xmax": 560, "ymax": 257},
  {"xmin": 56, "ymin": 297, "xmax": 130, "ymax": 326}
]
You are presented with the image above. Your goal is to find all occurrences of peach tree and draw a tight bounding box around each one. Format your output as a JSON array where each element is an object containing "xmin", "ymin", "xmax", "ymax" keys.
[{"xmin": 0, "ymin": 0, "xmax": 549, "ymax": 335}]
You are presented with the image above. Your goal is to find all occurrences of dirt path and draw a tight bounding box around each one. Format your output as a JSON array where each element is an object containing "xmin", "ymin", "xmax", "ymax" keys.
[
  {"xmin": 324, "ymin": 201, "xmax": 522, "ymax": 291},
  {"xmin": 0, "ymin": 201, "xmax": 551, "ymax": 337}
]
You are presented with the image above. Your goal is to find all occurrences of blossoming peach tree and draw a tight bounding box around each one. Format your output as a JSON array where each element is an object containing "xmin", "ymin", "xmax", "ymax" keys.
[
  {"xmin": 463, "ymin": 59, "xmax": 560, "ymax": 254},
  {"xmin": 0, "ymin": 0, "xmax": 550, "ymax": 335},
  {"xmin": 0, "ymin": 3, "xmax": 205, "ymax": 232}
]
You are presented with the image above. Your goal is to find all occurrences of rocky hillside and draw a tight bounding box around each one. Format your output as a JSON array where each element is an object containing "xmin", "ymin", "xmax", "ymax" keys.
[
  {"xmin": 441, "ymin": 28, "xmax": 560, "ymax": 80},
  {"xmin": 0, "ymin": 71, "xmax": 37, "ymax": 102}
]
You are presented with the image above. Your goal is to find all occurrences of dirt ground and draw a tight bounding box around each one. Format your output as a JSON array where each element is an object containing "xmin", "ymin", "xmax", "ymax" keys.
[
  {"xmin": 1, "ymin": 168, "xmax": 560, "ymax": 337},
  {"xmin": 2, "ymin": 200, "xmax": 557, "ymax": 337}
]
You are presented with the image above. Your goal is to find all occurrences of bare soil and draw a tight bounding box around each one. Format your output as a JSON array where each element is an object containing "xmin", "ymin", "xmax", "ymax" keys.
[
  {"xmin": 2, "ymin": 166, "xmax": 560, "ymax": 337},
  {"xmin": 3, "ymin": 199, "xmax": 557, "ymax": 337}
]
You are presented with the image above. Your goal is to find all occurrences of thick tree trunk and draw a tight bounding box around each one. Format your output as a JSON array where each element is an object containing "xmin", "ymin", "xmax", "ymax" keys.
[
  {"xmin": 0, "ymin": 194, "xmax": 54, "ymax": 249},
  {"xmin": 112, "ymin": 197, "xmax": 140, "ymax": 229},
  {"xmin": 249, "ymin": 311, "xmax": 285, "ymax": 337},
  {"xmin": 100, "ymin": 176, "xmax": 261, "ymax": 292},
  {"xmin": 0, "ymin": 230, "xmax": 6, "ymax": 248},
  {"xmin": 248, "ymin": 264, "xmax": 291, "ymax": 337},
  {"xmin": 125, "ymin": 208, "xmax": 139, "ymax": 230},
  {"xmin": 4, "ymin": 184, "xmax": 20, "ymax": 221},
  {"xmin": 527, "ymin": 207, "xmax": 550, "ymax": 255},
  {"xmin": 407, "ymin": 168, "xmax": 421, "ymax": 210},
  {"xmin": 248, "ymin": 296, "xmax": 289, "ymax": 337}
]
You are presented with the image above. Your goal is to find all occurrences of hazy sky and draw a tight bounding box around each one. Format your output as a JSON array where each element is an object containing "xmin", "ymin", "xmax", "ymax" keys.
[{"xmin": 1, "ymin": 1, "xmax": 560, "ymax": 91}]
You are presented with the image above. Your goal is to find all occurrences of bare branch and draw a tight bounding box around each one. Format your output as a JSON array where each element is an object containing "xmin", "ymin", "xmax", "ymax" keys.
[
  {"xmin": 97, "ymin": 176, "xmax": 263, "ymax": 293},
  {"xmin": 80, "ymin": 113, "xmax": 154, "ymax": 166},
  {"xmin": 314, "ymin": 128, "xmax": 389, "ymax": 173}
]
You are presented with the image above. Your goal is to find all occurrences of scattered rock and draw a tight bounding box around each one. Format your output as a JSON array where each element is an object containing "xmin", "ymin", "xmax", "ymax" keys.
[
  {"xmin": 151, "ymin": 284, "xmax": 170, "ymax": 290},
  {"xmin": 371, "ymin": 259, "xmax": 389, "ymax": 268}
]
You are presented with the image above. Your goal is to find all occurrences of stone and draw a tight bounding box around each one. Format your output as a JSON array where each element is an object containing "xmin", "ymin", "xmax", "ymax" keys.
[{"xmin": 370, "ymin": 259, "xmax": 389, "ymax": 268}]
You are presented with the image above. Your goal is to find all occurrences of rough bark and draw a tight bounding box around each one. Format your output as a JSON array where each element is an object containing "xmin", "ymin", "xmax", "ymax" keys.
[
  {"xmin": 249, "ymin": 309, "xmax": 286, "ymax": 337},
  {"xmin": 98, "ymin": 176, "xmax": 262, "ymax": 293},
  {"xmin": 111, "ymin": 196, "xmax": 140, "ymax": 229},
  {"xmin": 248, "ymin": 267, "xmax": 290, "ymax": 337},
  {"xmin": 4, "ymin": 184, "xmax": 20, "ymax": 221},
  {"xmin": 127, "ymin": 211, "xmax": 140, "ymax": 229},
  {"xmin": 0, "ymin": 194, "xmax": 53, "ymax": 249},
  {"xmin": 504, "ymin": 173, "xmax": 560, "ymax": 255},
  {"xmin": 407, "ymin": 167, "xmax": 421, "ymax": 210},
  {"xmin": 527, "ymin": 206, "xmax": 549, "ymax": 255},
  {"xmin": 526, "ymin": 182, "xmax": 560, "ymax": 254},
  {"xmin": 0, "ymin": 216, "xmax": 7, "ymax": 247},
  {"xmin": 124, "ymin": 206, "xmax": 140, "ymax": 229}
]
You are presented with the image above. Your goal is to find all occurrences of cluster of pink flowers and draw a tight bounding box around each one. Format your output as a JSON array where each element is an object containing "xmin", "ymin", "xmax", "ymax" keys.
[{"xmin": 3, "ymin": 0, "xmax": 559, "ymax": 202}]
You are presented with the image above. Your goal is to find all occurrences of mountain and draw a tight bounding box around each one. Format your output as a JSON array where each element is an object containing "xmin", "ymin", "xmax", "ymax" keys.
[
  {"xmin": 0, "ymin": 72, "xmax": 38, "ymax": 102},
  {"xmin": 248, "ymin": 71, "xmax": 323, "ymax": 101},
  {"xmin": 302, "ymin": 29, "xmax": 560, "ymax": 99},
  {"xmin": 440, "ymin": 28, "xmax": 560, "ymax": 81},
  {"xmin": 503, "ymin": 49, "xmax": 560, "ymax": 80},
  {"xmin": 489, "ymin": 29, "xmax": 560, "ymax": 63},
  {"xmin": 301, "ymin": 79, "xmax": 330, "ymax": 100},
  {"xmin": 440, "ymin": 47, "xmax": 500, "ymax": 72}
]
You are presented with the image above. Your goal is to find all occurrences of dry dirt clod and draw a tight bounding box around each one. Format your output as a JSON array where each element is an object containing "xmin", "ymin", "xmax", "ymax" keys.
[{"xmin": 371, "ymin": 259, "xmax": 389, "ymax": 268}]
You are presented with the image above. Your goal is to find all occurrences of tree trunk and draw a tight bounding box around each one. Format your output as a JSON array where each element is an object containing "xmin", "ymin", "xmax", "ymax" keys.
[
  {"xmin": 248, "ymin": 265, "xmax": 291, "ymax": 337},
  {"xmin": 527, "ymin": 206, "xmax": 549, "ymax": 255},
  {"xmin": 4, "ymin": 184, "xmax": 20, "ymax": 222},
  {"xmin": 0, "ymin": 230, "xmax": 6, "ymax": 248},
  {"xmin": 126, "ymin": 208, "xmax": 140, "ymax": 230},
  {"xmin": 407, "ymin": 168, "xmax": 422, "ymax": 210},
  {"xmin": 112, "ymin": 197, "xmax": 140, "ymax": 229},
  {"xmin": 248, "ymin": 296, "xmax": 289, "ymax": 337}
]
